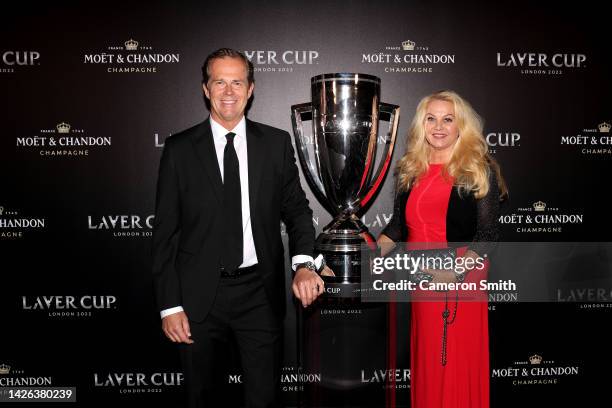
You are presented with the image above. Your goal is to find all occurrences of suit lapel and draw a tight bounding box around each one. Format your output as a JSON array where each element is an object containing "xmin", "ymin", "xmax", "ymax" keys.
[
  {"xmin": 246, "ymin": 119, "xmax": 265, "ymax": 211},
  {"xmin": 191, "ymin": 119, "xmax": 223, "ymax": 203}
]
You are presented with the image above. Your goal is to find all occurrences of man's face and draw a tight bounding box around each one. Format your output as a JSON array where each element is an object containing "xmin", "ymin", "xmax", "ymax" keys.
[{"xmin": 203, "ymin": 57, "xmax": 254, "ymax": 130}]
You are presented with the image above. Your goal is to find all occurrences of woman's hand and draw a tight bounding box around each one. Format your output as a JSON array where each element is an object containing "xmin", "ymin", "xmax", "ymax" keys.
[
  {"xmin": 422, "ymin": 268, "xmax": 457, "ymax": 284},
  {"xmin": 376, "ymin": 233, "xmax": 396, "ymax": 257},
  {"xmin": 320, "ymin": 265, "xmax": 335, "ymax": 277}
]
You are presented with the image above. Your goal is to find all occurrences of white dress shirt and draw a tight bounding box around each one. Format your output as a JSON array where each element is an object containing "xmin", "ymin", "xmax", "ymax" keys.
[{"xmin": 160, "ymin": 116, "xmax": 315, "ymax": 318}]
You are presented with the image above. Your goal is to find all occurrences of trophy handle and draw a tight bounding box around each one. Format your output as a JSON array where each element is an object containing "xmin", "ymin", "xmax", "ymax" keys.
[
  {"xmin": 291, "ymin": 103, "xmax": 335, "ymax": 215},
  {"xmin": 360, "ymin": 102, "xmax": 400, "ymax": 208}
]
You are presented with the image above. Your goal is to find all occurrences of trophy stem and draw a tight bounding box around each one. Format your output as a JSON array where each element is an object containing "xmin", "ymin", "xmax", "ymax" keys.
[{"xmin": 323, "ymin": 213, "xmax": 365, "ymax": 234}]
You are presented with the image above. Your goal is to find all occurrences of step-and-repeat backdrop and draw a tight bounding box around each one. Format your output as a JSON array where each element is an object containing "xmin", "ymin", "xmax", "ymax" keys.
[{"xmin": 1, "ymin": 1, "xmax": 610, "ymax": 406}]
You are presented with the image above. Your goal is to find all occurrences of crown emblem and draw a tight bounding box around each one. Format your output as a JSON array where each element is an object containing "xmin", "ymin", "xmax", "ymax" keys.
[
  {"xmin": 402, "ymin": 40, "xmax": 415, "ymax": 51},
  {"xmin": 598, "ymin": 122, "xmax": 610, "ymax": 133},
  {"xmin": 0, "ymin": 364, "xmax": 11, "ymax": 374},
  {"xmin": 56, "ymin": 122, "xmax": 71, "ymax": 134},
  {"xmin": 533, "ymin": 201, "xmax": 546, "ymax": 211},
  {"xmin": 124, "ymin": 39, "xmax": 139, "ymax": 51},
  {"xmin": 529, "ymin": 354, "xmax": 542, "ymax": 365}
]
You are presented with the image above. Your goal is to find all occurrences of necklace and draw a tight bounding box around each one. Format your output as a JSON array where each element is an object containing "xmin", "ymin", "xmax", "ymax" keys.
[{"xmin": 441, "ymin": 289, "xmax": 459, "ymax": 366}]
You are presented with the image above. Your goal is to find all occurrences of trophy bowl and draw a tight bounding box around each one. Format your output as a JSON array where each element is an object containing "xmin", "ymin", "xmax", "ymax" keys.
[{"xmin": 292, "ymin": 73, "xmax": 399, "ymax": 297}]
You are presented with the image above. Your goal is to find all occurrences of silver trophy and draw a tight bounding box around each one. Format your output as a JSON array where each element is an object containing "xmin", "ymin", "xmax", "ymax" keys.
[{"xmin": 291, "ymin": 73, "xmax": 399, "ymax": 297}]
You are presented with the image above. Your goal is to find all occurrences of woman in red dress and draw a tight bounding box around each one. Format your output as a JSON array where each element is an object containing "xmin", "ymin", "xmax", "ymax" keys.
[{"xmin": 378, "ymin": 90, "xmax": 507, "ymax": 408}]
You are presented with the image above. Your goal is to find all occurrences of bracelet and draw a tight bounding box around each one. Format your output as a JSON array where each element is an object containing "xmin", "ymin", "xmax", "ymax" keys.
[
  {"xmin": 454, "ymin": 270, "xmax": 466, "ymax": 282},
  {"xmin": 412, "ymin": 270, "xmax": 434, "ymax": 284}
]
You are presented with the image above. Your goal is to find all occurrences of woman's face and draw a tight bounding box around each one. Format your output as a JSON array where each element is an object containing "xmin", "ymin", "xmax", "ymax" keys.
[{"xmin": 424, "ymin": 99, "xmax": 460, "ymax": 155}]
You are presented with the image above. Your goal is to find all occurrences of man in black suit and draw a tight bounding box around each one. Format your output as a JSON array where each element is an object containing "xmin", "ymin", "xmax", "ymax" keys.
[{"xmin": 152, "ymin": 48, "xmax": 324, "ymax": 407}]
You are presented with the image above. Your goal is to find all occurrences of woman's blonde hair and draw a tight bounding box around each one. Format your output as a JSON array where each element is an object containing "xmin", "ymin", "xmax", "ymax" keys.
[{"xmin": 396, "ymin": 90, "xmax": 507, "ymax": 199}]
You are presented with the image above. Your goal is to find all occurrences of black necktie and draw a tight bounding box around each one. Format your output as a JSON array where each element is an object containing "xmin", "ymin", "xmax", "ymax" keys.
[{"xmin": 222, "ymin": 132, "xmax": 243, "ymax": 272}]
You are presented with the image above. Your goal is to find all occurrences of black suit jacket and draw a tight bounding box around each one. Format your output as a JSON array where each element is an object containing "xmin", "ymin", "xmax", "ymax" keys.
[{"xmin": 152, "ymin": 118, "xmax": 315, "ymax": 322}]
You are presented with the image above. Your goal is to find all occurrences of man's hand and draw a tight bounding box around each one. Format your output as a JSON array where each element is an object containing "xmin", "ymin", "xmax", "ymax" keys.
[
  {"xmin": 162, "ymin": 311, "xmax": 194, "ymax": 344},
  {"xmin": 292, "ymin": 267, "xmax": 325, "ymax": 307}
]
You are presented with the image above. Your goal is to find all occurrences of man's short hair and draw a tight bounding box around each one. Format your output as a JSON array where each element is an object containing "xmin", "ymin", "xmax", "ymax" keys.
[{"xmin": 201, "ymin": 48, "xmax": 254, "ymax": 85}]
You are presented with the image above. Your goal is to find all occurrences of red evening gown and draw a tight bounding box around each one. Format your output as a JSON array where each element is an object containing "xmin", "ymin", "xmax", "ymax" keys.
[{"xmin": 406, "ymin": 163, "xmax": 489, "ymax": 408}]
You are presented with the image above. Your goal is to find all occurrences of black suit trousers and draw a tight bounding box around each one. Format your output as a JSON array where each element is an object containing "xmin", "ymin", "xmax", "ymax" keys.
[{"xmin": 179, "ymin": 270, "xmax": 281, "ymax": 408}]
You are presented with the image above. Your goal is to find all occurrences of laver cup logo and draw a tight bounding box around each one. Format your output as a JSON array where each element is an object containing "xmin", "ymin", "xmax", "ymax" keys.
[
  {"xmin": 244, "ymin": 50, "xmax": 319, "ymax": 73},
  {"xmin": 94, "ymin": 371, "xmax": 183, "ymax": 394},
  {"xmin": 21, "ymin": 295, "xmax": 118, "ymax": 318},
  {"xmin": 496, "ymin": 52, "xmax": 586, "ymax": 76},
  {"xmin": 1, "ymin": 50, "xmax": 40, "ymax": 73},
  {"xmin": 486, "ymin": 131, "xmax": 521, "ymax": 154},
  {"xmin": 88, "ymin": 214, "xmax": 154, "ymax": 238}
]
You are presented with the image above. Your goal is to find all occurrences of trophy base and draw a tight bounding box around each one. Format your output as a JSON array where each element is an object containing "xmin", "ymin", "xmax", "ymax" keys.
[
  {"xmin": 299, "ymin": 289, "xmax": 389, "ymax": 406},
  {"xmin": 321, "ymin": 277, "xmax": 362, "ymax": 298},
  {"xmin": 316, "ymin": 220, "xmax": 377, "ymax": 299}
]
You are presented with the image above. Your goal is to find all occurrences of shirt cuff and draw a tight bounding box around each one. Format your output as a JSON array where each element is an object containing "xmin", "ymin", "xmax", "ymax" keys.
[
  {"xmin": 292, "ymin": 254, "xmax": 324, "ymax": 272},
  {"xmin": 291, "ymin": 255, "xmax": 314, "ymax": 271},
  {"xmin": 160, "ymin": 306, "xmax": 184, "ymax": 319}
]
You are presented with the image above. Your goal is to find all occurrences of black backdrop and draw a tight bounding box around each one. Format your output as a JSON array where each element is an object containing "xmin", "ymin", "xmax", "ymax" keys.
[{"xmin": 1, "ymin": 1, "xmax": 611, "ymax": 407}]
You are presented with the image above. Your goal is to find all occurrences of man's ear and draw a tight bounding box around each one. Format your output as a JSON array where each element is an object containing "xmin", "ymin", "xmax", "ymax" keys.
[
  {"xmin": 202, "ymin": 83, "xmax": 210, "ymax": 99},
  {"xmin": 247, "ymin": 82, "xmax": 254, "ymax": 99}
]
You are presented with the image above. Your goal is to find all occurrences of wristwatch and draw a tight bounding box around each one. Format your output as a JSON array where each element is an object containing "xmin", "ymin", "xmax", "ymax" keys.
[{"xmin": 295, "ymin": 261, "xmax": 317, "ymax": 273}]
